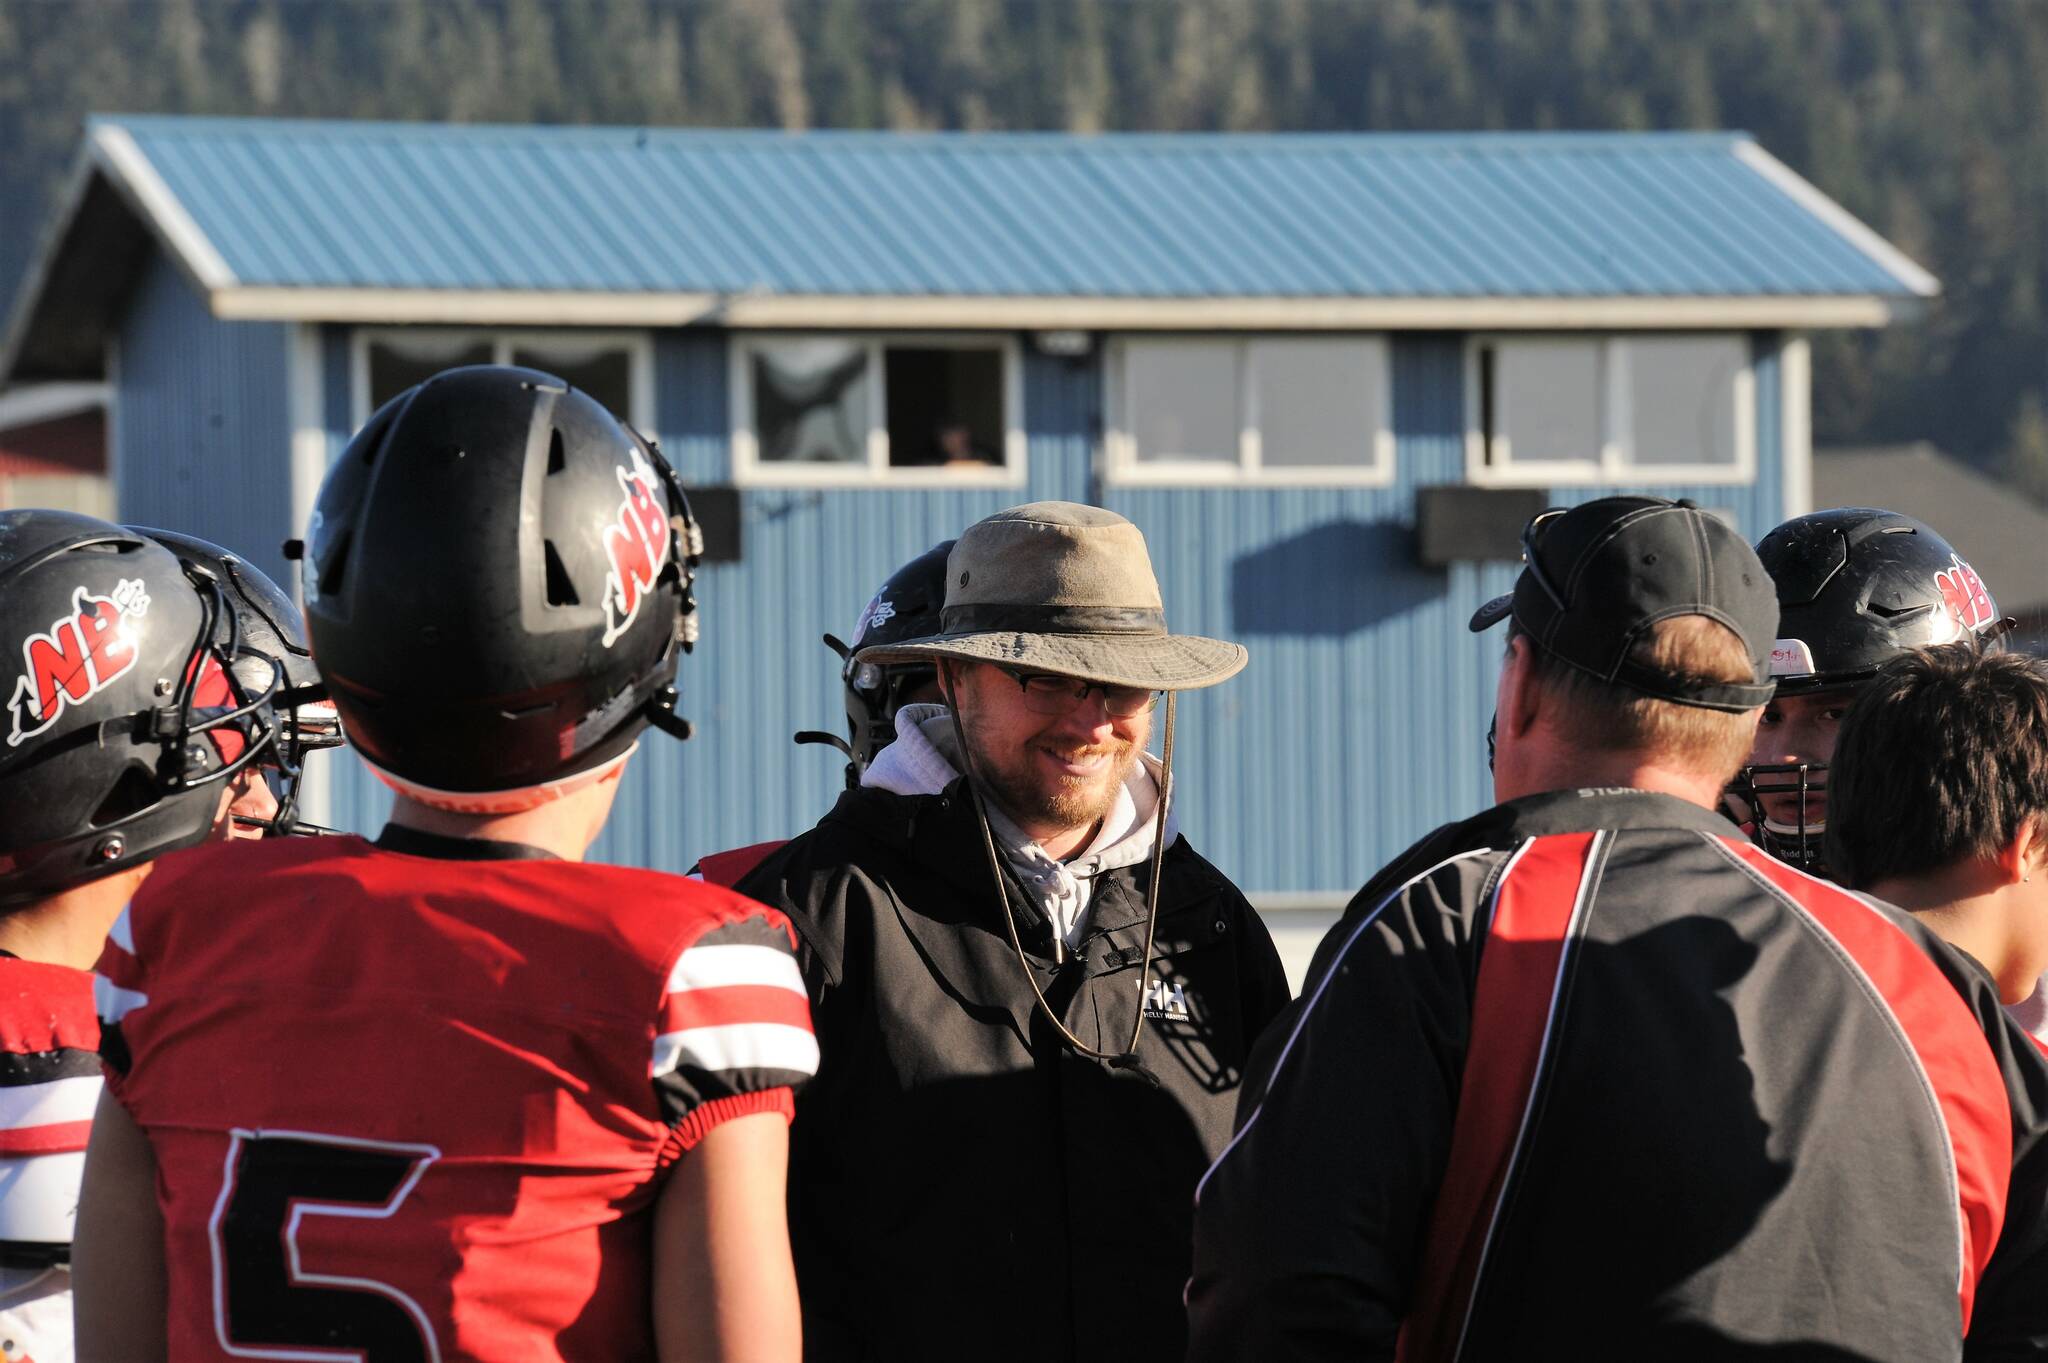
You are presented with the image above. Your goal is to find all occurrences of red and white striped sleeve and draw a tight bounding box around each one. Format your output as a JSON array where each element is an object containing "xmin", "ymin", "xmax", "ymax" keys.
[
  {"xmin": 651, "ymin": 908, "xmax": 818, "ymax": 1152},
  {"xmin": 0, "ymin": 956, "xmax": 104, "ymax": 1245}
]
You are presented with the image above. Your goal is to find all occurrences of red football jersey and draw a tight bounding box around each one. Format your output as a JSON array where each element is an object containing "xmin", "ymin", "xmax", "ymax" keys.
[{"xmin": 95, "ymin": 830, "xmax": 818, "ymax": 1362}]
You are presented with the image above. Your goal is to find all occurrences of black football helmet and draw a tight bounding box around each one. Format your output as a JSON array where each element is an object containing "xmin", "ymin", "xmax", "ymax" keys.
[
  {"xmin": 301, "ymin": 365, "xmax": 701, "ymax": 811},
  {"xmin": 796, "ymin": 540, "xmax": 953, "ymax": 787},
  {"xmin": 132, "ymin": 528, "xmax": 343, "ymax": 836},
  {"xmin": 0, "ymin": 511, "xmax": 284, "ymax": 907},
  {"xmin": 1733, "ymin": 507, "xmax": 2008, "ymax": 873}
]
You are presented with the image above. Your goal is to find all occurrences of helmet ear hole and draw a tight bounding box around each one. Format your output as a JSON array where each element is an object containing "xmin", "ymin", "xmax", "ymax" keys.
[
  {"xmin": 89, "ymin": 765, "xmax": 162, "ymax": 828},
  {"xmin": 547, "ymin": 429, "xmax": 567, "ymax": 475},
  {"xmin": 543, "ymin": 540, "xmax": 579, "ymax": 607}
]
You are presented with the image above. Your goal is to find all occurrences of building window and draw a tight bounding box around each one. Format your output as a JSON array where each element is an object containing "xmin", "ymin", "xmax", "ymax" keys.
[
  {"xmin": 731, "ymin": 334, "xmax": 1024, "ymax": 487},
  {"xmin": 1106, "ymin": 336, "xmax": 1393, "ymax": 486},
  {"xmin": 353, "ymin": 330, "xmax": 652, "ymax": 431},
  {"xmin": 1468, "ymin": 334, "xmax": 1753, "ymax": 485}
]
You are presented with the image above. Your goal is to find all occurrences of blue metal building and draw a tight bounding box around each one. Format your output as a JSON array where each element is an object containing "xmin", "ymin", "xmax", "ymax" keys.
[{"xmin": 2, "ymin": 117, "xmax": 1934, "ymax": 933}]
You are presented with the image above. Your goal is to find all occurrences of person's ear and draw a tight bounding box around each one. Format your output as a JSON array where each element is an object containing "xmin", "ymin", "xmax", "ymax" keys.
[
  {"xmin": 2012, "ymin": 815, "xmax": 2048, "ymax": 886},
  {"xmin": 1500, "ymin": 636, "xmax": 1544, "ymax": 741}
]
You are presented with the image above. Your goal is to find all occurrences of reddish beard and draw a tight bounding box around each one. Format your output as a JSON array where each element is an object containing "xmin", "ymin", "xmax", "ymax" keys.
[{"xmin": 962, "ymin": 722, "xmax": 1141, "ymax": 837}]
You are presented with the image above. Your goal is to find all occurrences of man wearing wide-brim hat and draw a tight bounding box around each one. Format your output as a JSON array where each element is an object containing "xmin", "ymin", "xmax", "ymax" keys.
[{"xmin": 736, "ymin": 501, "xmax": 1290, "ymax": 1363}]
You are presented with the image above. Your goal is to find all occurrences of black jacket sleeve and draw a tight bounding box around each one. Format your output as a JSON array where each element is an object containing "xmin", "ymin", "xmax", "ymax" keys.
[
  {"xmin": 1230, "ymin": 886, "xmax": 1293, "ymax": 1046},
  {"xmin": 1962, "ymin": 1005, "xmax": 2048, "ymax": 1360},
  {"xmin": 1184, "ymin": 852, "xmax": 1495, "ymax": 1363}
]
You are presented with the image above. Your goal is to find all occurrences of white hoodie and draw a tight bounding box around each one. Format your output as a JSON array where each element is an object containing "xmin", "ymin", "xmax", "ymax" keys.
[{"xmin": 861, "ymin": 703, "xmax": 1178, "ymax": 949}]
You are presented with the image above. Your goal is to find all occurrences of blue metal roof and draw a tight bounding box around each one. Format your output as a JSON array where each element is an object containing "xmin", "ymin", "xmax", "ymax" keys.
[{"xmin": 97, "ymin": 117, "xmax": 1928, "ymax": 300}]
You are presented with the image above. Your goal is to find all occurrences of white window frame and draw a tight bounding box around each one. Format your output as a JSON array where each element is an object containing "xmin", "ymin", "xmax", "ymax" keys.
[
  {"xmin": 350, "ymin": 328, "xmax": 656, "ymax": 433},
  {"xmin": 729, "ymin": 332, "xmax": 1027, "ymax": 489},
  {"xmin": 1464, "ymin": 333, "xmax": 1756, "ymax": 487},
  {"xmin": 1103, "ymin": 335, "xmax": 1396, "ymax": 487}
]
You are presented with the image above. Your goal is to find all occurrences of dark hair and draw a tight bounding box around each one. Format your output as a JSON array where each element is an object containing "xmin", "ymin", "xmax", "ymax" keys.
[
  {"xmin": 1507, "ymin": 615, "xmax": 1763, "ymax": 782},
  {"xmin": 1825, "ymin": 644, "xmax": 2048, "ymax": 889}
]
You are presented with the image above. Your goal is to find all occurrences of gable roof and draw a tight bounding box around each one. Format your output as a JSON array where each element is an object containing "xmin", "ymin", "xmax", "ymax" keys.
[{"xmin": 6, "ymin": 117, "xmax": 1937, "ymax": 380}]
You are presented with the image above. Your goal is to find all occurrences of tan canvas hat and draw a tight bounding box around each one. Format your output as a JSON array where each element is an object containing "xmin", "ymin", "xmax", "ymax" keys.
[{"xmin": 855, "ymin": 501, "xmax": 1247, "ymax": 690}]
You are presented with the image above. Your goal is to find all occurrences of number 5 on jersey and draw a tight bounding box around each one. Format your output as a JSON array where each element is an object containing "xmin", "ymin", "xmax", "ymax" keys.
[{"xmin": 210, "ymin": 1129, "xmax": 442, "ymax": 1362}]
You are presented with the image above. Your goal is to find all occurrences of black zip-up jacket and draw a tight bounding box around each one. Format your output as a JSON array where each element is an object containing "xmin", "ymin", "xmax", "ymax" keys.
[
  {"xmin": 737, "ymin": 781, "xmax": 1291, "ymax": 1363},
  {"xmin": 1188, "ymin": 788, "xmax": 2048, "ymax": 1362}
]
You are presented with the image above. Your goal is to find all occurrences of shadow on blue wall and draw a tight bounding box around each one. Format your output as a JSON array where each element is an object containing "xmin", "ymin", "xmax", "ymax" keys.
[{"xmin": 1229, "ymin": 519, "xmax": 1446, "ymax": 636}]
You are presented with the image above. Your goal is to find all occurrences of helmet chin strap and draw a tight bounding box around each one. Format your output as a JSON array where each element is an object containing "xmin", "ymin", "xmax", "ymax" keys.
[{"xmin": 938, "ymin": 666, "xmax": 1175, "ymax": 1084}]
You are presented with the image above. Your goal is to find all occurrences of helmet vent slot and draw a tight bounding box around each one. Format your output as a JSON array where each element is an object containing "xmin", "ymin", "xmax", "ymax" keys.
[
  {"xmin": 90, "ymin": 765, "xmax": 161, "ymax": 827},
  {"xmin": 316, "ymin": 528, "xmax": 353, "ymax": 598},
  {"xmin": 543, "ymin": 540, "xmax": 580, "ymax": 606},
  {"xmin": 547, "ymin": 429, "xmax": 567, "ymax": 475}
]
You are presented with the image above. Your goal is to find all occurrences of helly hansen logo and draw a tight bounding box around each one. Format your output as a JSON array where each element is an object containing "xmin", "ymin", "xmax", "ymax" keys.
[
  {"xmin": 599, "ymin": 446, "xmax": 671, "ymax": 649},
  {"xmin": 1143, "ymin": 977, "xmax": 1189, "ymax": 1020},
  {"xmin": 1935, "ymin": 553, "xmax": 1995, "ymax": 635},
  {"xmin": 7, "ymin": 579, "xmax": 150, "ymax": 748}
]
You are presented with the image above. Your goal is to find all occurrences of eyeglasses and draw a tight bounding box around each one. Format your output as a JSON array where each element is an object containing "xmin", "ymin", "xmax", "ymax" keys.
[
  {"xmin": 1519, "ymin": 508, "xmax": 1570, "ymax": 612},
  {"xmin": 999, "ymin": 668, "xmax": 1157, "ymax": 719}
]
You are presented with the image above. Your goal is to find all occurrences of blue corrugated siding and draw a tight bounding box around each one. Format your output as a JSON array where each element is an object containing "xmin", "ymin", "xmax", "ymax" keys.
[
  {"xmin": 113, "ymin": 253, "xmax": 293, "ymax": 583},
  {"xmin": 313, "ymin": 335, "xmax": 1097, "ymax": 869},
  {"xmin": 306, "ymin": 327, "xmax": 1784, "ymax": 895},
  {"xmin": 315, "ymin": 324, "xmax": 400, "ymax": 838},
  {"xmin": 1106, "ymin": 332, "xmax": 1784, "ymax": 894},
  {"xmin": 108, "ymin": 117, "xmax": 1922, "ymax": 302},
  {"xmin": 588, "ymin": 339, "xmax": 1095, "ymax": 870}
]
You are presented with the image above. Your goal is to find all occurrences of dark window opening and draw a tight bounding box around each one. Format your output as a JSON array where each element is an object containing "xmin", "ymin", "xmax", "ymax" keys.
[
  {"xmin": 884, "ymin": 347, "xmax": 1004, "ymax": 468},
  {"xmin": 367, "ymin": 339, "xmax": 492, "ymax": 414},
  {"xmin": 510, "ymin": 345, "xmax": 634, "ymax": 423}
]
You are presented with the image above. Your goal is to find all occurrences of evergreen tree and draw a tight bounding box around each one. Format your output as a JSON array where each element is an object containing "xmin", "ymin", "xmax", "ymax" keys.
[{"xmin": 0, "ymin": 0, "xmax": 2043, "ymax": 501}]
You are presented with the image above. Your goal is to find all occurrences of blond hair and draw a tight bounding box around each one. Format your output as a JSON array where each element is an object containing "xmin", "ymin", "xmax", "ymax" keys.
[{"xmin": 1515, "ymin": 615, "xmax": 1763, "ymax": 783}]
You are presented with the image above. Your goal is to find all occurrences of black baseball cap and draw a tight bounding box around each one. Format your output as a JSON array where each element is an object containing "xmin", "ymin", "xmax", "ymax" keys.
[{"xmin": 1469, "ymin": 497, "xmax": 1778, "ymax": 713}]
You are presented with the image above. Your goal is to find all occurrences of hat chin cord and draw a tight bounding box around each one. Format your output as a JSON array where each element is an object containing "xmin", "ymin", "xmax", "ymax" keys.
[{"xmin": 939, "ymin": 668, "xmax": 1175, "ymax": 1084}]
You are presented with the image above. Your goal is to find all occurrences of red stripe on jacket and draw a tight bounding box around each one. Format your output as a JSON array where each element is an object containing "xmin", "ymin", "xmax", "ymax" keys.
[
  {"xmin": 1399, "ymin": 832, "xmax": 1598, "ymax": 1362},
  {"xmin": 1725, "ymin": 838, "xmax": 2011, "ymax": 1331},
  {"xmin": 0, "ymin": 1118, "xmax": 93, "ymax": 1157},
  {"xmin": 696, "ymin": 841, "xmax": 789, "ymax": 888},
  {"xmin": 658, "ymin": 983, "xmax": 814, "ymax": 1036}
]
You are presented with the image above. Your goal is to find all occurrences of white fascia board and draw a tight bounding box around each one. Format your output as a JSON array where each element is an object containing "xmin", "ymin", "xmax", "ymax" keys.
[
  {"xmin": 90, "ymin": 123, "xmax": 238, "ymax": 293},
  {"xmin": 1734, "ymin": 140, "xmax": 1941, "ymax": 299},
  {"xmin": 0, "ymin": 381, "xmax": 111, "ymax": 429},
  {"xmin": 210, "ymin": 286, "xmax": 1917, "ymax": 331}
]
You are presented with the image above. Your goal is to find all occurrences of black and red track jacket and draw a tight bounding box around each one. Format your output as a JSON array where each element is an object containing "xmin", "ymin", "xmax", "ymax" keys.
[{"xmin": 1187, "ymin": 788, "xmax": 2048, "ymax": 1363}]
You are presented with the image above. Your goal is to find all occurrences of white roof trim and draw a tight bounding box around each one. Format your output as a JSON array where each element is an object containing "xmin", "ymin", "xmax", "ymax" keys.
[
  {"xmin": 0, "ymin": 382, "xmax": 109, "ymax": 429},
  {"xmin": 90, "ymin": 124, "xmax": 238, "ymax": 292},
  {"xmin": 1733, "ymin": 140, "xmax": 1940, "ymax": 299},
  {"xmin": 208, "ymin": 286, "xmax": 1916, "ymax": 331}
]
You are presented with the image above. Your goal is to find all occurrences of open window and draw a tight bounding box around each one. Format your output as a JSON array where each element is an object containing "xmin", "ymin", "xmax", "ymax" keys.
[
  {"xmin": 1467, "ymin": 334, "xmax": 1754, "ymax": 485},
  {"xmin": 352, "ymin": 330, "xmax": 651, "ymax": 430},
  {"xmin": 731, "ymin": 334, "xmax": 1024, "ymax": 487},
  {"xmin": 1105, "ymin": 336, "xmax": 1394, "ymax": 486}
]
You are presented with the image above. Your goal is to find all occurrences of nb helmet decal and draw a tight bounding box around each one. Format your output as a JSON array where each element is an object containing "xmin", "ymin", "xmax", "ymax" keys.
[
  {"xmin": 7, "ymin": 579, "xmax": 151, "ymax": 748},
  {"xmin": 853, "ymin": 595, "xmax": 895, "ymax": 645},
  {"xmin": 599, "ymin": 446, "xmax": 671, "ymax": 650},
  {"xmin": 1934, "ymin": 553, "xmax": 1996, "ymax": 635}
]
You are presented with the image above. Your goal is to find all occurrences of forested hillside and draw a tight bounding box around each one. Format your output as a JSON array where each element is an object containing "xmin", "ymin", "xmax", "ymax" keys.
[{"xmin": 2, "ymin": 0, "xmax": 2043, "ymax": 495}]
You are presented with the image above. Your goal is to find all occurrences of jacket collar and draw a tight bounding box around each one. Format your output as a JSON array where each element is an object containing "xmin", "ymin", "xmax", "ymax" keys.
[
  {"xmin": 1485, "ymin": 787, "xmax": 1738, "ymax": 841},
  {"xmin": 820, "ymin": 781, "xmax": 1228, "ymax": 1050}
]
